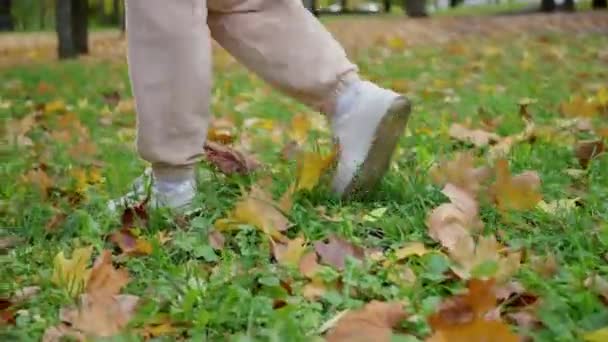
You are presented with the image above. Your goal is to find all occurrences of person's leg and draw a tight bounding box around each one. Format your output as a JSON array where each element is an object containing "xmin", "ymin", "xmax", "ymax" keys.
[
  {"xmin": 115, "ymin": 0, "xmax": 211, "ymax": 210},
  {"xmin": 207, "ymin": 0, "xmax": 411, "ymax": 196}
]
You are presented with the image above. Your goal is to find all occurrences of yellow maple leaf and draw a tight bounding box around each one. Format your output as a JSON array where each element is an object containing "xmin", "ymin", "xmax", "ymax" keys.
[
  {"xmin": 44, "ymin": 99, "xmax": 66, "ymax": 114},
  {"xmin": 273, "ymin": 236, "xmax": 307, "ymax": 268},
  {"xmin": 216, "ymin": 185, "xmax": 289, "ymax": 241},
  {"xmin": 490, "ymin": 159, "xmax": 542, "ymax": 212},
  {"xmin": 296, "ymin": 147, "xmax": 337, "ymax": 191},
  {"xmin": 560, "ymin": 96, "xmax": 597, "ymax": 118},
  {"xmin": 289, "ymin": 113, "xmax": 311, "ymax": 145},
  {"xmin": 584, "ymin": 327, "xmax": 608, "ymax": 342},
  {"xmin": 51, "ymin": 246, "xmax": 93, "ymax": 297}
]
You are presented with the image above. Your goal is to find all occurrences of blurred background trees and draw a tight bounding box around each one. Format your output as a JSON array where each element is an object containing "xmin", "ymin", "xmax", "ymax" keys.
[{"xmin": 0, "ymin": 0, "xmax": 604, "ymax": 59}]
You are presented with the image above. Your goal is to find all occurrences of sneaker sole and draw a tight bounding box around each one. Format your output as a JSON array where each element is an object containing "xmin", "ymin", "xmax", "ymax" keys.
[{"xmin": 341, "ymin": 96, "xmax": 411, "ymax": 198}]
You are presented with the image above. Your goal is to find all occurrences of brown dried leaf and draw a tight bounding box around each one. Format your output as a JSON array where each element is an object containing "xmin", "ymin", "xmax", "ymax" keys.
[
  {"xmin": 584, "ymin": 275, "xmax": 608, "ymax": 304},
  {"xmin": 299, "ymin": 251, "xmax": 321, "ymax": 279},
  {"xmin": 560, "ymin": 95, "xmax": 598, "ymax": 118},
  {"xmin": 430, "ymin": 153, "xmax": 491, "ymax": 196},
  {"xmin": 208, "ymin": 230, "xmax": 225, "ymax": 250},
  {"xmin": 273, "ymin": 236, "xmax": 307, "ymax": 268},
  {"xmin": 314, "ymin": 235, "xmax": 365, "ymax": 270},
  {"xmin": 204, "ymin": 141, "xmax": 260, "ymax": 175},
  {"xmin": 86, "ymin": 251, "xmax": 130, "ymax": 297},
  {"xmin": 530, "ymin": 253, "xmax": 559, "ymax": 278},
  {"xmin": 42, "ymin": 294, "xmax": 139, "ymax": 342},
  {"xmin": 326, "ymin": 301, "xmax": 408, "ymax": 342},
  {"xmin": 448, "ymin": 123, "xmax": 501, "ymax": 147},
  {"xmin": 490, "ymin": 159, "xmax": 542, "ymax": 212},
  {"xmin": 449, "ymin": 235, "xmax": 521, "ymax": 282},
  {"xmin": 427, "ymin": 279, "xmax": 519, "ymax": 342},
  {"xmin": 426, "ymin": 185, "xmax": 483, "ymax": 252},
  {"xmin": 575, "ymin": 139, "xmax": 605, "ymax": 168},
  {"xmin": 110, "ymin": 229, "xmax": 153, "ymax": 257}
]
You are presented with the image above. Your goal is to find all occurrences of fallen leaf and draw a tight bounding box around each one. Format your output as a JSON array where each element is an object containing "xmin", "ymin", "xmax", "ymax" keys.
[
  {"xmin": 22, "ymin": 168, "xmax": 53, "ymax": 197},
  {"xmin": 563, "ymin": 168, "xmax": 587, "ymax": 179},
  {"xmin": 575, "ymin": 139, "xmax": 605, "ymax": 168},
  {"xmin": 488, "ymin": 120, "xmax": 536, "ymax": 161},
  {"xmin": 299, "ymin": 251, "xmax": 321, "ymax": 279},
  {"xmin": 561, "ymin": 95, "xmax": 598, "ymax": 118},
  {"xmin": 43, "ymin": 294, "xmax": 139, "ymax": 341},
  {"xmin": 314, "ymin": 234, "xmax": 365, "ymax": 270},
  {"xmin": 584, "ymin": 327, "xmax": 608, "ymax": 342},
  {"xmin": 289, "ymin": 113, "xmax": 311, "ymax": 145},
  {"xmin": 86, "ymin": 251, "xmax": 130, "ymax": 297},
  {"xmin": 530, "ymin": 253, "xmax": 558, "ymax": 278},
  {"xmin": 215, "ymin": 185, "xmax": 289, "ymax": 241},
  {"xmin": 121, "ymin": 201, "xmax": 149, "ymax": 230},
  {"xmin": 204, "ymin": 141, "xmax": 260, "ymax": 175},
  {"xmin": 430, "ymin": 153, "xmax": 491, "ymax": 196},
  {"xmin": 44, "ymin": 99, "xmax": 66, "ymax": 114},
  {"xmin": 0, "ymin": 236, "xmax": 22, "ymax": 251},
  {"xmin": 302, "ymin": 279, "xmax": 328, "ymax": 301},
  {"xmin": 537, "ymin": 198, "xmax": 580, "ymax": 215},
  {"xmin": 110, "ymin": 229, "xmax": 153, "ymax": 257},
  {"xmin": 490, "ymin": 159, "xmax": 542, "ymax": 212},
  {"xmin": 273, "ymin": 236, "xmax": 307, "ymax": 268},
  {"xmin": 208, "ymin": 117, "xmax": 236, "ymax": 144},
  {"xmin": 326, "ymin": 301, "xmax": 408, "ymax": 342},
  {"xmin": 449, "ymin": 235, "xmax": 521, "ymax": 282},
  {"xmin": 427, "ymin": 278, "xmax": 519, "ymax": 342},
  {"xmin": 426, "ymin": 185, "xmax": 483, "ymax": 252},
  {"xmin": 11, "ymin": 286, "xmax": 41, "ymax": 303},
  {"xmin": 208, "ymin": 230, "xmax": 225, "ymax": 250},
  {"xmin": 584, "ymin": 275, "xmax": 608, "ymax": 304},
  {"xmin": 448, "ymin": 123, "xmax": 501, "ymax": 147},
  {"xmin": 51, "ymin": 246, "xmax": 93, "ymax": 297},
  {"xmin": 384, "ymin": 242, "xmax": 429, "ymax": 267},
  {"xmin": 296, "ymin": 148, "xmax": 337, "ymax": 191}
]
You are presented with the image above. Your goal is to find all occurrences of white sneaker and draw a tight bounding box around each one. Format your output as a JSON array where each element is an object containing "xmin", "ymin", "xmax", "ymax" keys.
[
  {"xmin": 331, "ymin": 81, "xmax": 411, "ymax": 197},
  {"xmin": 107, "ymin": 168, "xmax": 196, "ymax": 212}
]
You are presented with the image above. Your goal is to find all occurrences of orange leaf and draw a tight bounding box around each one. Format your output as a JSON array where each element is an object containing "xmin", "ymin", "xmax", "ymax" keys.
[
  {"xmin": 560, "ymin": 95, "xmax": 597, "ymax": 118},
  {"xmin": 448, "ymin": 123, "xmax": 501, "ymax": 147},
  {"xmin": 326, "ymin": 301, "xmax": 408, "ymax": 342},
  {"xmin": 490, "ymin": 159, "xmax": 542, "ymax": 212},
  {"xmin": 314, "ymin": 234, "xmax": 365, "ymax": 270},
  {"xmin": 427, "ymin": 279, "xmax": 519, "ymax": 342},
  {"xmin": 110, "ymin": 229, "xmax": 153, "ymax": 257},
  {"xmin": 86, "ymin": 251, "xmax": 130, "ymax": 297},
  {"xmin": 430, "ymin": 153, "xmax": 491, "ymax": 196}
]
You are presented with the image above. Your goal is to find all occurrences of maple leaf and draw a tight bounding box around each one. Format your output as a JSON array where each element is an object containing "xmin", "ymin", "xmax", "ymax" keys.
[
  {"xmin": 314, "ymin": 234, "xmax": 365, "ymax": 270},
  {"xmin": 426, "ymin": 185, "xmax": 483, "ymax": 252},
  {"xmin": 273, "ymin": 236, "xmax": 307, "ymax": 268},
  {"xmin": 86, "ymin": 250, "xmax": 130, "ymax": 297},
  {"xmin": 215, "ymin": 185, "xmax": 289, "ymax": 241},
  {"xmin": 383, "ymin": 242, "xmax": 429, "ymax": 267},
  {"xmin": 490, "ymin": 159, "xmax": 542, "ymax": 212},
  {"xmin": 289, "ymin": 113, "xmax": 311, "ymax": 145},
  {"xmin": 208, "ymin": 116, "xmax": 236, "ymax": 144},
  {"xmin": 449, "ymin": 235, "xmax": 521, "ymax": 282},
  {"xmin": 325, "ymin": 301, "xmax": 408, "ymax": 342},
  {"xmin": 43, "ymin": 251, "xmax": 138, "ymax": 341},
  {"xmin": 110, "ymin": 229, "xmax": 153, "ymax": 257},
  {"xmin": 427, "ymin": 278, "xmax": 519, "ymax": 342},
  {"xmin": 51, "ymin": 246, "xmax": 93, "ymax": 297},
  {"xmin": 296, "ymin": 147, "xmax": 337, "ymax": 191},
  {"xmin": 430, "ymin": 152, "xmax": 491, "ymax": 196},
  {"xmin": 488, "ymin": 120, "xmax": 536, "ymax": 161},
  {"xmin": 204, "ymin": 141, "xmax": 260, "ymax": 175},
  {"xmin": 584, "ymin": 327, "xmax": 608, "ymax": 342},
  {"xmin": 560, "ymin": 95, "xmax": 598, "ymax": 118},
  {"xmin": 448, "ymin": 123, "xmax": 501, "ymax": 147},
  {"xmin": 22, "ymin": 168, "xmax": 53, "ymax": 197},
  {"xmin": 584, "ymin": 275, "xmax": 608, "ymax": 304},
  {"xmin": 530, "ymin": 252, "xmax": 559, "ymax": 278},
  {"xmin": 575, "ymin": 139, "xmax": 605, "ymax": 168}
]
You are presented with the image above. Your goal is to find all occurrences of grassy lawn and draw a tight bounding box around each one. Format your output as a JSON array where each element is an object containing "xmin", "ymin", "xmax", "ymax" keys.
[{"xmin": 1, "ymin": 25, "xmax": 607, "ymax": 341}]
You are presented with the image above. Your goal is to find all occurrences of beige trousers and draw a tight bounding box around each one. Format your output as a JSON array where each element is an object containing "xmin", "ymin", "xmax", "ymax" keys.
[{"xmin": 126, "ymin": 0, "xmax": 359, "ymax": 180}]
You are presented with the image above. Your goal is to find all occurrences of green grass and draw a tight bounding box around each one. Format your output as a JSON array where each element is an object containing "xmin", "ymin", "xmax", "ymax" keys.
[{"xmin": 1, "ymin": 30, "xmax": 608, "ymax": 341}]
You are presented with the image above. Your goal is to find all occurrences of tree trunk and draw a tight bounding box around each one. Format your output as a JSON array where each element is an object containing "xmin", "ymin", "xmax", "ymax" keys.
[
  {"xmin": 592, "ymin": 0, "xmax": 607, "ymax": 9},
  {"xmin": 72, "ymin": 0, "xmax": 89, "ymax": 54},
  {"xmin": 384, "ymin": 0, "xmax": 392, "ymax": 12},
  {"xmin": 57, "ymin": 0, "xmax": 77, "ymax": 59},
  {"xmin": 340, "ymin": 0, "xmax": 348, "ymax": 11},
  {"xmin": 112, "ymin": 0, "xmax": 121, "ymax": 26},
  {"xmin": 449, "ymin": 0, "xmax": 463, "ymax": 7},
  {"xmin": 404, "ymin": 0, "xmax": 428, "ymax": 17},
  {"xmin": 0, "ymin": 0, "xmax": 13, "ymax": 31},
  {"xmin": 563, "ymin": 0, "xmax": 575, "ymax": 11},
  {"xmin": 540, "ymin": 0, "xmax": 556, "ymax": 12}
]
